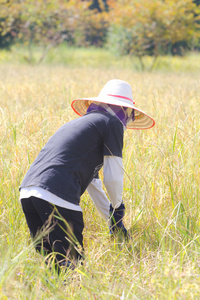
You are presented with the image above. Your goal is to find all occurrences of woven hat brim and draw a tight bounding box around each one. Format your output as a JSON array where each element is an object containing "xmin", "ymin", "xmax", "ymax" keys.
[{"xmin": 71, "ymin": 97, "xmax": 155, "ymax": 130}]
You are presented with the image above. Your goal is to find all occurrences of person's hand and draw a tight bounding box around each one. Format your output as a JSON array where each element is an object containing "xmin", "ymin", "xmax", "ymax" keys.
[{"xmin": 109, "ymin": 202, "xmax": 128, "ymax": 237}]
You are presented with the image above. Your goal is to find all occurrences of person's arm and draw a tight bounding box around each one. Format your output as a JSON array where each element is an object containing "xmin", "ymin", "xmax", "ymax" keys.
[
  {"xmin": 103, "ymin": 156, "xmax": 128, "ymax": 236},
  {"xmin": 103, "ymin": 156, "xmax": 124, "ymax": 209},
  {"xmin": 87, "ymin": 177, "xmax": 110, "ymax": 221},
  {"xmin": 87, "ymin": 155, "xmax": 124, "ymax": 219},
  {"xmin": 87, "ymin": 155, "xmax": 127, "ymax": 235}
]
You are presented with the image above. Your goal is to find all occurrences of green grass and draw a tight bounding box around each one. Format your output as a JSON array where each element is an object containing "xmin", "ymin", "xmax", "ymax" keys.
[
  {"xmin": 1, "ymin": 44, "xmax": 200, "ymax": 72},
  {"xmin": 0, "ymin": 52, "xmax": 200, "ymax": 299}
]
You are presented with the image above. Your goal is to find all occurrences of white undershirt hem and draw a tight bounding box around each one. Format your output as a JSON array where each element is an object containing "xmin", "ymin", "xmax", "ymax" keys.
[{"xmin": 19, "ymin": 186, "xmax": 82, "ymax": 212}]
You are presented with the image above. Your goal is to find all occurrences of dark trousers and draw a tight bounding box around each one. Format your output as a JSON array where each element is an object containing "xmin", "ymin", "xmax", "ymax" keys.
[{"xmin": 21, "ymin": 196, "xmax": 84, "ymax": 270}]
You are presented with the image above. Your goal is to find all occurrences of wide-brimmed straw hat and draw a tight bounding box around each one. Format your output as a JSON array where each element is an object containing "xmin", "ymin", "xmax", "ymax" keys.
[{"xmin": 71, "ymin": 79, "xmax": 155, "ymax": 129}]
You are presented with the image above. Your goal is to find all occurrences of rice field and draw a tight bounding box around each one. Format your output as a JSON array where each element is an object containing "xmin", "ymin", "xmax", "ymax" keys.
[{"xmin": 0, "ymin": 50, "xmax": 200, "ymax": 299}]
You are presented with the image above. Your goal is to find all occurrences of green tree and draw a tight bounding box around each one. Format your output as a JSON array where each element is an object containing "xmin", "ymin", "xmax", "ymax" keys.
[
  {"xmin": 15, "ymin": 0, "xmax": 79, "ymax": 63},
  {"xmin": 73, "ymin": 5, "xmax": 109, "ymax": 47},
  {"xmin": 194, "ymin": 0, "xmax": 200, "ymax": 6},
  {"xmin": 0, "ymin": 0, "xmax": 109, "ymax": 61},
  {"xmin": 88, "ymin": 0, "xmax": 109, "ymax": 12},
  {"xmin": 0, "ymin": 0, "xmax": 74, "ymax": 61},
  {"xmin": 0, "ymin": 0, "xmax": 21, "ymax": 48},
  {"xmin": 107, "ymin": 0, "xmax": 200, "ymax": 70}
]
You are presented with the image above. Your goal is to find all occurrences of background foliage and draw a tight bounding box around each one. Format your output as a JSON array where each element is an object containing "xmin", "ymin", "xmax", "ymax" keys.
[
  {"xmin": 107, "ymin": 0, "xmax": 200, "ymax": 69},
  {"xmin": 0, "ymin": 0, "xmax": 200, "ymax": 65}
]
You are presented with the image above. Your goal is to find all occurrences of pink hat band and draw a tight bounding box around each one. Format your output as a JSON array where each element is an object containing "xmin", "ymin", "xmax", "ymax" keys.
[{"xmin": 107, "ymin": 94, "xmax": 135, "ymax": 105}]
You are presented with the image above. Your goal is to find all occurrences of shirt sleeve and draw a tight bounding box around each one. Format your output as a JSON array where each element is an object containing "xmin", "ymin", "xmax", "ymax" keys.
[
  {"xmin": 103, "ymin": 156, "xmax": 124, "ymax": 209},
  {"xmin": 103, "ymin": 118, "xmax": 124, "ymax": 157},
  {"xmin": 87, "ymin": 178, "xmax": 110, "ymax": 221}
]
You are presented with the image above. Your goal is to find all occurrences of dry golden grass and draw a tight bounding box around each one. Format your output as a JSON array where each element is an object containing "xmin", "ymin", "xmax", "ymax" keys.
[{"xmin": 0, "ymin": 62, "xmax": 200, "ymax": 299}]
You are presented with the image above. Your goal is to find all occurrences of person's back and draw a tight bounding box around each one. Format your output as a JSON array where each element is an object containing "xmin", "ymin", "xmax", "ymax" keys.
[{"xmin": 20, "ymin": 110, "xmax": 124, "ymax": 205}]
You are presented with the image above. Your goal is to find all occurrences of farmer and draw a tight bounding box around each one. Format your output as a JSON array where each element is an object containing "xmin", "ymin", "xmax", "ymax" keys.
[{"xmin": 19, "ymin": 79, "xmax": 155, "ymax": 272}]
